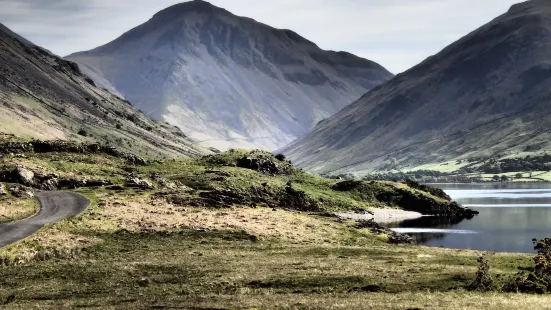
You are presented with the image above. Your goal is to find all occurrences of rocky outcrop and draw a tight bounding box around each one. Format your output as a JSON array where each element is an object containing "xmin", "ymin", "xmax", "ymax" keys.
[
  {"xmin": 5, "ymin": 184, "xmax": 35, "ymax": 198},
  {"xmin": 378, "ymin": 188, "xmax": 478, "ymax": 218},
  {"xmin": 149, "ymin": 173, "xmax": 184, "ymax": 190},
  {"xmin": 160, "ymin": 182, "xmax": 318, "ymax": 211},
  {"xmin": 279, "ymin": 182, "xmax": 319, "ymax": 211},
  {"xmin": 0, "ymin": 167, "xmax": 112, "ymax": 191},
  {"xmin": 332, "ymin": 180, "xmax": 478, "ymax": 219},
  {"xmin": 125, "ymin": 176, "xmax": 154, "ymax": 190},
  {"xmin": 0, "ymin": 140, "xmax": 147, "ymax": 166},
  {"xmin": 237, "ymin": 155, "xmax": 293, "ymax": 175},
  {"xmin": 405, "ymin": 179, "xmax": 451, "ymax": 201},
  {"xmin": 331, "ymin": 180, "xmax": 364, "ymax": 191}
]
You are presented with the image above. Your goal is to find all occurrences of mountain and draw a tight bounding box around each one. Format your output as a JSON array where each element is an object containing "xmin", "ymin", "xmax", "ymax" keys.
[
  {"xmin": 65, "ymin": 0, "xmax": 393, "ymax": 150},
  {"xmin": 0, "ymin": 23, "xmax": 208, "ymax": 158},
  {"xmin": 281, "ymin": 0, "xmax": 551, "ymax": 175}
]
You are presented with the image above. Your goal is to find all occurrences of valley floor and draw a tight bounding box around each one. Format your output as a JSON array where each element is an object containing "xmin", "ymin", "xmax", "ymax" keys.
[{"xmin": 0, "ymin": 146, "xmax": 546, "ymax": 309}]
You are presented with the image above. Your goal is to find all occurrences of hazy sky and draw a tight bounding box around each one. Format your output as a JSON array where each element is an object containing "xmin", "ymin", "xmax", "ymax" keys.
[{"xmin": 0, "ymin": 0, "xmax": 522, "ymax": 73}]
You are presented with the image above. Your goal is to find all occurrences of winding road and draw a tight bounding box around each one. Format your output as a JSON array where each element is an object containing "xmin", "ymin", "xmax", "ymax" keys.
[{"xmin": 0, "ymin": 192, "xmax": 90, "ymax": 248}]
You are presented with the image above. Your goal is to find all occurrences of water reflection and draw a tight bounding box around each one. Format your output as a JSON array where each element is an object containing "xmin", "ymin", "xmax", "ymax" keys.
[{"xmin": 390, "ymin": 183, "xmax": 551, "ymax": 253}]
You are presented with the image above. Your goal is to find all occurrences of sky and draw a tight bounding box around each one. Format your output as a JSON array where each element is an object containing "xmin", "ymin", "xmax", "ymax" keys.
[{"xmin": 0, "ymin": 0, "xmax": 522, "ymax": 73}]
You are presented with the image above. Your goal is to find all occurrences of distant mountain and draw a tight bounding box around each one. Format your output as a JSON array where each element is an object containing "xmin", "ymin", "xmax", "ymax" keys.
[
  {"xmin": 66, "ymin": 0, "xmax": 393, "ymax": 150},
  {"xmin": 0, "ymin": 23, "xmax": 208, "ymax": 158},
  {"xmin": 282, "ymin": 0, "xmax": 551, "ymax": 174}
]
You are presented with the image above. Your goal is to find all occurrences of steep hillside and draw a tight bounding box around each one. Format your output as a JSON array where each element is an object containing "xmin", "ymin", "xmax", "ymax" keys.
[
  {"xmin": 66, "ymin": 0, "xmax": 393, "ymax": 150},
  {"xmin": 282, "ymin": 0, "xmax": 551, "ymax": 174},
  {"xmin": 0, "ymin": 23, "xmax": 208, "ymax": 158}
]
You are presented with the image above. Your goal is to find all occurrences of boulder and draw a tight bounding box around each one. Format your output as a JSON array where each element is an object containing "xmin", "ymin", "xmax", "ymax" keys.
[
  {"xmin": 237, "ymin": 156, "xmax": 291, "ymax": 175},
  {"xmin": 7, "ymin": 184, "xmax": 34, "ymax": 198},
  {"xmin": 57, "ymin": 178, "xmax": 80, "ymax": 189},
  {"xmin": 125, "ymin": 176, "xmax": 154, "ymax": 190},
  {"xmin": 150, "ymin": 173, "xmax": 178, "ymax": 190},
  {"xmin": 40, "ymin": 179, "xmax": 58, "ymax": 191},
  {"xmin": 13, "ymin": 167, "xmax": 34, "ymax": 186},
  {"xmin": 0, "ymin": 183, "xmax": 6, "ymax": 196}
]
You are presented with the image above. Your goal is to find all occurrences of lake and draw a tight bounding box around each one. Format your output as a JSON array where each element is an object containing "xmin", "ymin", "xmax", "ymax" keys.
[{"xmin": 389, "ymin": 183, "xmax": 551, "ymax": 253}]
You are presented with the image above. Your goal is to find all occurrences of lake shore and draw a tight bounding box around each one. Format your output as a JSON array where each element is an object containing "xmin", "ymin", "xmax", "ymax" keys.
[{"xmin": 336, "ymin": 209, "xmax": 424, "ymax": 224}]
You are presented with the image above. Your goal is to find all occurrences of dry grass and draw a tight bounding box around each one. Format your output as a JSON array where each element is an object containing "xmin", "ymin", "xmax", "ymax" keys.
[
  {"xmin": 164, "ymin": 291, "xmax": 551, "ymax": 310},
  {"xmin": 98, "ymin": 194, "xmax": 370, "ymax": 244},
  {"xmin": 1, "ymin": 228, "xmax": 100, "ymax": 264},
  {"xmin": 0, "ymin": 94, "xmax": 68, "ymax": 140},
  {"xmin": 0, "ymin": 197, "xmax": 38, "ymax": 224}
]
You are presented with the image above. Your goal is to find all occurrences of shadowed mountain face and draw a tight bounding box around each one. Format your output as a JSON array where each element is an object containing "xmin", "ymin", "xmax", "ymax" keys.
[
  {"xmin": 0, "ymin": 23, "xmax": 208, "ymax": 158},
  {"xmin": 282, "ymin": 0, "xmax": 551, "ymax": 174},
  {"xmin": 66, "ymin": 0, "xmax": 393, "ymax": 151}
]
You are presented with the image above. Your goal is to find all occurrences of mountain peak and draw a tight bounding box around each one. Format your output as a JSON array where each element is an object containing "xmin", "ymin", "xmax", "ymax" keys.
[
  {"xmin": 508, "ymin": 0, "xmax": 551, "ymax": 13},
  {"xmin": 152, "ymin": 0, "xmax": 226, "ymax": 18}
]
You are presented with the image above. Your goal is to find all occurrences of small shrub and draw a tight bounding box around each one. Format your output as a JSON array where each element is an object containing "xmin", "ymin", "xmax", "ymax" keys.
[
  {"xmin": 77, "ymin": 129, "xmax": 88, "ymax": 137},
  {"xmin": 126, "ymin": 114, "xmax": 137, "ymax": 123},
  {"xmin": 275, "ymin": 154, "xmax": 286, "ymax": 161},
  {"xmin": 468, "ymin": 257, "xmax": 495, "ymax": 292}
]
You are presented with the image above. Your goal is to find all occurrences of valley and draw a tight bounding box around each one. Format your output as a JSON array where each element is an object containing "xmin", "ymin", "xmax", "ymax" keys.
[
  {"xmin": 0, "ymin": 138, "xmax": 545, "ymax": 309},
  {"xmin": 3, "ymin": 0, "xmax": 551, "ymax": 308}
]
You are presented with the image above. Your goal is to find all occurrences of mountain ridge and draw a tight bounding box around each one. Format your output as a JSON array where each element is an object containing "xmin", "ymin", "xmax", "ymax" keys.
[
  {"xmin": 281, "ymin": 0, "xmax": 551, "ymax": 175},
  {"xmin": 0, "ymin": 23, "xmax": 209, "ymax": 158}
]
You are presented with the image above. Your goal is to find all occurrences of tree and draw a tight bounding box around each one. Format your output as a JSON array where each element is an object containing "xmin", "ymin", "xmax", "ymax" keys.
[
  {"xmin": 500, "ymin": 175, "xmax": 509, "ymax": 182},
  {"xmin": 515, "ymin": 173, "xmax": 523, "ymax": 179},
  {"xmin": 492, "ymin": 175, "xmax": 500, "ymax": 181}
]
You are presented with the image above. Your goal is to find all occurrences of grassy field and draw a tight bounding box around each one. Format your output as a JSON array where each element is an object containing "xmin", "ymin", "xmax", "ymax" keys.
[
  {"xmin": 0, "ymin": 195, "xmax": 38, "ymax": 224},
  {"xmin": 0, "ymin": 148, "xmax": 547, "ymax": 309}
]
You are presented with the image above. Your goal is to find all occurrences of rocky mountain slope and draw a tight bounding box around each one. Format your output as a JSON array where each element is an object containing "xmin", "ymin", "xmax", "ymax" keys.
[
  {"xmin": 0, "ymin": 23, "xmax": 208, "ymax": 158},
  {"xmin": 66, "ymin": 0, "xmax": 393, "ymax": 150},
  {"xmin": 282, "ymin": 0, "xmax": 551, "ymax": 174}
]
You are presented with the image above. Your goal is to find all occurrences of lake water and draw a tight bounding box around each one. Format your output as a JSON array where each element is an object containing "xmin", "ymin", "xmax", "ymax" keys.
[{"xmin": 389, "ymin": 183, "xmax": 551, "ymax": 253}]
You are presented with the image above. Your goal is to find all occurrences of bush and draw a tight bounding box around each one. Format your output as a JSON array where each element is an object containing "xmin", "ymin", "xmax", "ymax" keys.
[
  {"xmin": 77, "ymin": 129, "xmax": 88, "ymax": 137},
  {"xmin": 275, "ymin": 154, "xmax": 286, "ymax": 161},
  {"xmin": 126, "ymin": 114, "xmax": 137, "ymax": 123},
  {"xmin": 468, "ymin": 257, "xmax": 495, "ymax": 292},
  {"xmin": 501, "ymin": 238, "xmax": 551, "ymax": 294}
]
